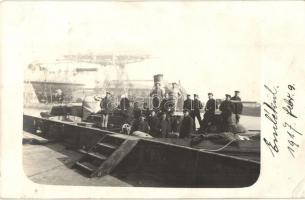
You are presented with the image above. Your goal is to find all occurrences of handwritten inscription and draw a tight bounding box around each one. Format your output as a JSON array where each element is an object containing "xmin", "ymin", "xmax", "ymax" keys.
[
  {"xmin": 263, "ymin": 85, "xmax": 279, "ymax": 157},
  {"xmin": 264, "ymin": 84, "xmax": 303, "ymax": 158},
  {"xmin": 282, "ymin": 85, "xmax": 303, "ymax": 158},
  {"xmin": 282, "ymin": 84, "xmax": 297, "ymax": 118}
]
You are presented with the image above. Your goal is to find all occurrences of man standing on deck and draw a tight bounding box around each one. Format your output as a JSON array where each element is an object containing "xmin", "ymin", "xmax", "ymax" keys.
[
  {"xmin": 201, "ymin": 92, "xmax": 216, "ymax": 130},
  {"xmin": 142, "ymin": 102, "xmax": 151, "ymax": 120},
  {"xmin": 183, "ymin": 94, "xmax": 194, "ymax": 113},
  {"xmin": 219, "ymin": 94, "xmax": 234, "ymax": 132},
  {"xmin": 179, "ymin": 109, "xmax": 194, "ymax": 138},
  {"xmin": 100, "ymin": 92, "xmax": 112, "ymax": 128},
  {"xmin": 231, "ymin": 90, "xmax": 243, "ymax": 124},
  {"xmin": 123, "ymin": 101, "xmax": 134, "ymax": 125},
  {"xmin": 148, "ymin": 110, "xmax": 160, "ymax": 137},
  {"xmin": 159, "ymin": 112, "xmax": 172, "ymax": 138},
  {"xmin": 133, "ymin": 102, "xmax": 142, "ymax": 119}
]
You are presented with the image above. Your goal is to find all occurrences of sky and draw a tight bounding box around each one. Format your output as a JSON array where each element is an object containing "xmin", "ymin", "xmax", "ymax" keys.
[{"xmin": 5, "ymin": 1, "xmax": 265, "ymax": 101}]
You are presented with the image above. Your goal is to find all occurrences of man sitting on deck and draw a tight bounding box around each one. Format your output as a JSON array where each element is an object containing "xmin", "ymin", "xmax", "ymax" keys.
[{"xmin": 130, "ymin": 114, "xmax": 150, "ymax": 134}]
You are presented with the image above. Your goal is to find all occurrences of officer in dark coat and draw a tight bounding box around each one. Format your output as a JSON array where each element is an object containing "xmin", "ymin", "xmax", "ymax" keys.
[
  {"xmin": 133, "ymin": 102, "xmax": 142, "ymax": 119},
  {"xmin": 159, "ymin": 112, "xmax": 172, "ymax": 138},
  {"xmin": 231, "ymin": 90, "xmax": 243, "ymax": 124},
  {"xmin": 219, "ymin": 94, "xmax": 234, "ymax": 132},
  {"xmin": 148, "ymin": 110, "xmax": 160, "ymax": 137},
  {"xmin": 124, "ymin": 101, "xmax": 134, "ymax": 125},
  {"xmin": 142, "ymin": 102, "xmax": 151, "ymax": 120},
  {"xmin": 183, "ymin": 94, "xmax": 194, "ymax": 110},
  {"xmin": 179, "ymin": 109, "xmax": 194, "ymax": 138},
  {"xmin": 201, "ymin": 92, "xmax": 217, "ymax": 131}
]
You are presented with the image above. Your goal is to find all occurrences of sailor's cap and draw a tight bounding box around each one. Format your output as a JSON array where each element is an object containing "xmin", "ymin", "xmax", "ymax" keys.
[
  {"xmin": 225, "ymin": 94, "xmax": 231, "ymax": 98},
  {"xmin": 208, "ymin": 92, "xmax": 213, "ymax": 96},
  {"xmin": 234, "ymin": 90, "xmax": 240, "ymax": 93}
]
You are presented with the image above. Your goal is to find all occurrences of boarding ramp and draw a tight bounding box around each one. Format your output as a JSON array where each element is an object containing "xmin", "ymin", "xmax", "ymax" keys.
[{"xmin": 73, "ymin": 135, "xmax": 139, "ymax": 177}]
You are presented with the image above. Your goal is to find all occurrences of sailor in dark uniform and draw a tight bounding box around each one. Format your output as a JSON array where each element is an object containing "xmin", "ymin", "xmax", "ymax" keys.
[
  {"xmin": 219, "ymin": 94, "xmax": 234, "ymax": 132},
  {"xmin": 183, "ymin": 94, "xmax": 194, "ymax": 114},
  {"xmin": 179, "ymin": 109, "xmax": 194, "ymax": 138},
  {"xmin": 133, "ymin": 102, "xmax": 142, "ymax": 119},
  {"xmin": 160, "ymin": 112, "xmax": 172, "ymax": 138},
  {"xmin": 201, "ymin": 92, "xmax": 216, "ymax": 130},
  {"xmin": 148, "ymin": 110, "xmax": 160, "ymax": 137},
  {"xmin": 142, "ymin": 102, "xmax": 151, "ymax": 120},
  {"xmin": 231, "ymin": 90, "xmax": 243, "ymax": 124},
  {"xmin": 130, "ymin": 114, "xmax": 150, "ymax": 134}
]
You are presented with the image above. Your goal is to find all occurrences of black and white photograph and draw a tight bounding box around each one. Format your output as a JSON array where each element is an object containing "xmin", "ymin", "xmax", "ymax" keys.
[
  {"xmin": 3, "ymin": 1, "xmax": 305, "ymax": 199},
  {"xmin": 20, "ymin": 2, "xmax": 262, "ymax": 188}
]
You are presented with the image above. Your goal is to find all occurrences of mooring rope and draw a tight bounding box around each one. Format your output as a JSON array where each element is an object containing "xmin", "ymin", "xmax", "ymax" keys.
[{"xmin": 198, "ymin": 139, "xmax": 237, "ymax": 152}]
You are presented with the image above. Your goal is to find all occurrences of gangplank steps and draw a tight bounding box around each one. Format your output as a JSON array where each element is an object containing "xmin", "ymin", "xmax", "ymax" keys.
[
  {"xmin": 97, "ymin": 142, "xmax": 117, "ymax": 150},
  {"xmin": 87, "ymin": 152, "xmax": 108, "ymax": 160},
  {"xmin": 75, "ymin": 161, "xmax": 97, "ymax": 173},
  {"xmin": 73, "ymin": 135, "xmax": 138, "ymax": 177}
]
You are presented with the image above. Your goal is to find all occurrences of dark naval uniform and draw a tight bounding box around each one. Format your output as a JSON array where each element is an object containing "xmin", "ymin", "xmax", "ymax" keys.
[
  {"xmin": 179, "ymin": 115, "xmax": 194, "ymax": 138},
  {"xmin": 202, "ymin": 98, "xmax": 216, "ymax": 129},
  {"xmin": 131, "ymin": 119, "xmax": 150, "ymax": 134},
  {"xmin": 219, "ymin": 100, "xmax": 234, "ymax": 132},
  {"xmin": 231, "ymin": 96, "xmax": 243, "ymax": 124},
  {"xmin": 183, "ymin": 99, "xmax": 194, "ymax": 111},
  {"xmin": 148, "ymin": 115, "xmax": 160, "ymax": 137},
  {"xmin": 160, "ymin": 118, "xmax": 172, "ymax": 138}
]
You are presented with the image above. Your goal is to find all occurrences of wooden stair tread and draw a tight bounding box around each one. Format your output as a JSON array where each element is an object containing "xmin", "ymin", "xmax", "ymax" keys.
[
  {"xmin": 87, "ymin": 152, "xmax": 108, "ymax": 160},
  {"xmin": 97, "ymin": 142, "xmax": 118, "ymax": 150},
  {"xmin": 75, "ymin": 161, "xmax": 96, "ymax": 172}
]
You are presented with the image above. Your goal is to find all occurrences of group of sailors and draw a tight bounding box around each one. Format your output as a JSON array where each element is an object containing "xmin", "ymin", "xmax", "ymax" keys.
[{"xmin": 97, "ymin": 85, "xmax": 243, "ymax": 138}]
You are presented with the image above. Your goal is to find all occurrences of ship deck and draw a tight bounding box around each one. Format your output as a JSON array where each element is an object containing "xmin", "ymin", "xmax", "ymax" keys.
[
  {"xmin": 23, "ymin": 131, "xmax": 168, "ymax": 186},
  {"xmin": 23, "ymin": 107, "xmax": 260, "ymax": 187}
]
